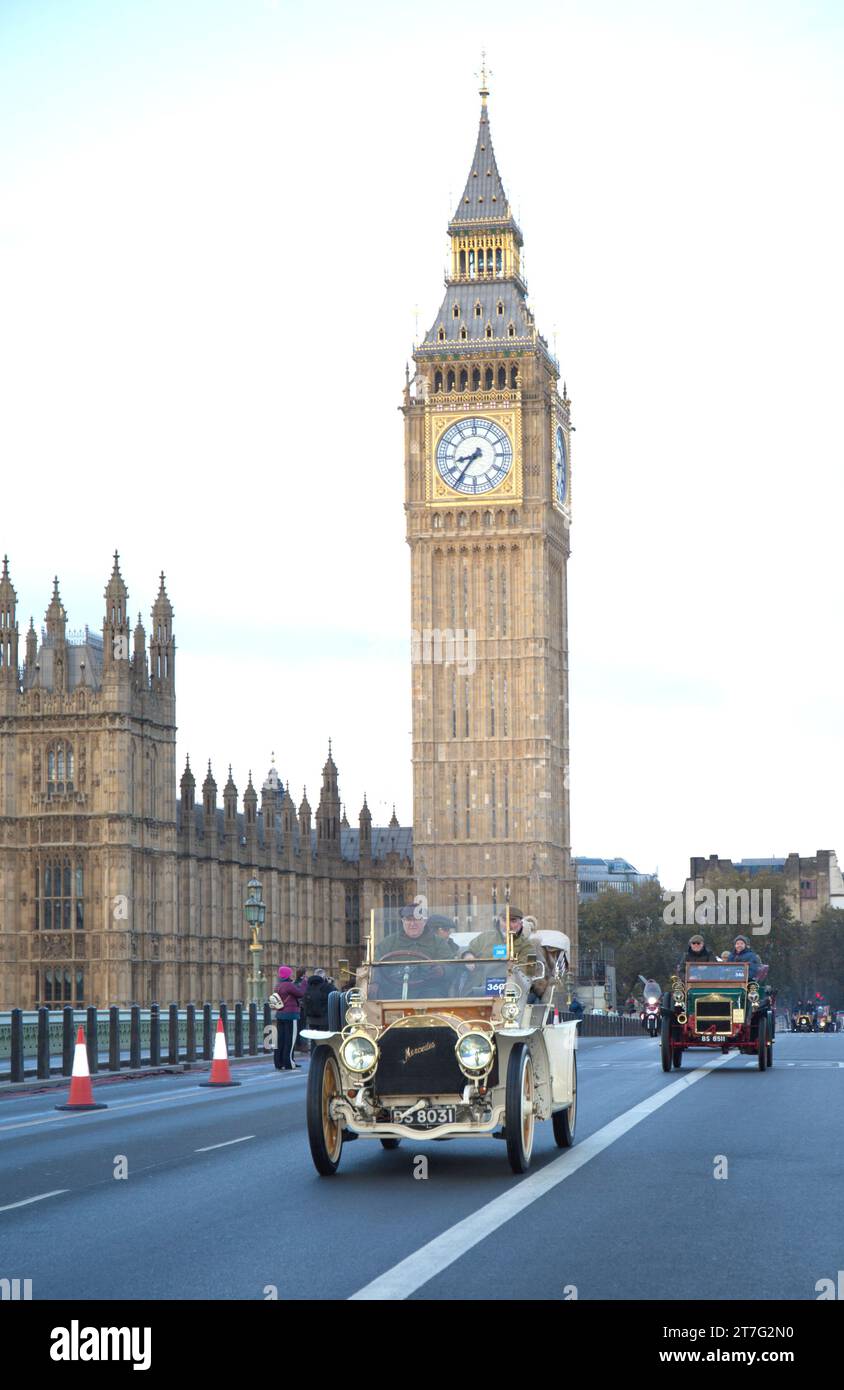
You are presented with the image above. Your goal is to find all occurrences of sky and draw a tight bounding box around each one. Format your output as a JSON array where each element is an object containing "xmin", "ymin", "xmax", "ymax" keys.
[{"xmin": 1, "ymin": 0, "xmax": 843, "ymax": 888}]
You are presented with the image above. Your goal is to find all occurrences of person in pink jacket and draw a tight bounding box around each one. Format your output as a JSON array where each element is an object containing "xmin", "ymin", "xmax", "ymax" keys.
[{"xmin": 273, "ymin": 966, "xmax": 307, "ymax": 1071}]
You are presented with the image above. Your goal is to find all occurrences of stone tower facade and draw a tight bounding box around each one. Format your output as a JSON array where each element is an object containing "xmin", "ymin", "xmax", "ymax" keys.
[
  {"xmin": 403, "ymin": 80, "xmax": 577, "ymax": 941},
  {"xmin": 0, "ymin": 558, "xmax": 413, "ymax": 1008}
]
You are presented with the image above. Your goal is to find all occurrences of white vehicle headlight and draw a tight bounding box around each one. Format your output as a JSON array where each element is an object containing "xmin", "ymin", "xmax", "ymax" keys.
[
  {"xmin": 341, "ymin": 1034, "xmax": 378, "ymax": 1073},
  {"xmin": 501, "ymin": 1001, "xmax": 519, "ymax": 1023},
  {"xmin": 456, "ymin": 1032, "xmax": 495, "ymax": 1073}
]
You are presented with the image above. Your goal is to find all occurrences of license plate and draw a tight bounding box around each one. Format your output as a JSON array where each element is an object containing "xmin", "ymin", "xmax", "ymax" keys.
[
  {"xmin": 390, "ymin": 1106, "xmax": 456, "ymax": 1129},
  {"xmin": 706, "ymin": 1034, "xmax": 728, "ymax": 1042}
]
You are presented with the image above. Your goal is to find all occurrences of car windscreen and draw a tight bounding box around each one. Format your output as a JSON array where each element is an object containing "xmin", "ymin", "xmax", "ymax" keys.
[
  {"xmin": 686, "ymin": 964, "xmax": 747, "ymax": 982},
  {"xmin": 368, "ymin": 902, "xmax": 514, "ymax": 962},
  {"xmin": 370, "ymin": 957, "xmax": 512, "ymax": 1001}
]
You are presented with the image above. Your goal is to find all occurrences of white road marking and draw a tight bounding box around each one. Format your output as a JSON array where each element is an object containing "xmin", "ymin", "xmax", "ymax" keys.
[
  {"xmin": 195, "ymin": 1135, "xmax": 255, "ymax": 1153},
  {"xmin": 0, "ymin": 1189, "xmax": 68, "ymax": 1213},
  {"xmin": 0, "ymin": 1072, "xmax": 298, "ymax": 1136},
  {"xmin": 349, "ymin": 1055, "xmax": 732, "ymax": 1301}
]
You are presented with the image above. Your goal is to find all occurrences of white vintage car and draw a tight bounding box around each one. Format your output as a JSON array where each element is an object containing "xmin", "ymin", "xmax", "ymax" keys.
[{"xmin": 302, "ymin": 905, "xmax": 578, "ymax": 1176}]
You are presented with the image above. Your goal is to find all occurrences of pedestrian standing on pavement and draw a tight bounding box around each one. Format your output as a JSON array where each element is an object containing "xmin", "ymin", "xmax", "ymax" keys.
[
  {"xmin": 303, "ymin": 968, "xmax": 334, "ymax": 1032},
  {"xmin": 273, "ymin": 966, "xmax": 307, "ymax": 1071}
]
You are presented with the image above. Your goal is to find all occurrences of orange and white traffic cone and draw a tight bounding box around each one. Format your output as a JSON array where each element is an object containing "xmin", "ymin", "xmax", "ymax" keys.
[
  {"xmin": 199, "ymin": 1017, "xmax": 241, "ymax": 1088},
  {"xmin": 55, "ymin": 1026, "xmax": 108, "ymax": 1111}
]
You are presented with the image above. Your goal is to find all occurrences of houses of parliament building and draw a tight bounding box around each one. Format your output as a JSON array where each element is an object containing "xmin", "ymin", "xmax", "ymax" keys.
[
  {"xmin": 0, "ymin": 79, "xmax": 575, "ymax": 1008},
  {"xmin": 0, "ymin": 558, "xmax": 413, "ymax": 1008}
]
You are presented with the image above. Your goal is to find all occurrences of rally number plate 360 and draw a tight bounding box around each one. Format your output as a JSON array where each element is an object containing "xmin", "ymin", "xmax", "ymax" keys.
[{"xmin": 390, "ymin": 1106, "xmax": 456, "ymax": 1129}]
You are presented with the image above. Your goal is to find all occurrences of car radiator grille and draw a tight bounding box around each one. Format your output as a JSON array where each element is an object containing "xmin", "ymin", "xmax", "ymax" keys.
[
  {"xmin": 374, "ymin": 1025, "xmax": 497, "ymax": 1096},
  {"xmin": 694, "ymin": 1001, "xmax": 732, "ymax": 1031}
]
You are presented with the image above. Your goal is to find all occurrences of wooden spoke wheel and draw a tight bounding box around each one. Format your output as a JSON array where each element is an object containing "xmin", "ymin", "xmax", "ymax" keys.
[
  {"xmin": 307, "ymin": 1046, "xmax": 344, "ymax": 1175},
  {"xmin": 552, "ymin": 1053, "xmax": 577, "ymax": 1148}
]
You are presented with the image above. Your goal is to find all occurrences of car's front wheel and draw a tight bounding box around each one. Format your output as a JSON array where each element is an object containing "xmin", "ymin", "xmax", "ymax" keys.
[
  {"xmin": 307, "ymin": 1046, "xmax": 344, "ymax": 1175},
  {"xmin": 505, "ymin": 1042, "xmax": 535, "ymax": 1174},
  {"xmin": 552, "ymin": 1054, "xmax": 577, "ymax": 1148}
]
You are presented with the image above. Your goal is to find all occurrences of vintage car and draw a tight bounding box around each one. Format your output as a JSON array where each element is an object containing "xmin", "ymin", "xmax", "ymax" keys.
[
  {"xmin": 302, "ymin": 904, "xmax": 578, "ymax": 1176},
  {"xmin": 792, "ymin": 1010, "xmax": 815, "ymax": 1033},
  {"xmin": 661, "ymin": 961, "xmax": 775, "ymax": 1071}
]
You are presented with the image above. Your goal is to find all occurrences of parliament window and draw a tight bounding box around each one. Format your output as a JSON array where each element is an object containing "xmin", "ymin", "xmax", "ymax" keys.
[
  {"xmin": 47, "ymin": 740, "xmax": 74, "ymax": 795},
  {"xmin": 345, "ymin": 887, "xmax": 360, "ymax": 945},
  {"xmin": 35, "ymin": 858, "xmax": 84, "ymax": 930}
]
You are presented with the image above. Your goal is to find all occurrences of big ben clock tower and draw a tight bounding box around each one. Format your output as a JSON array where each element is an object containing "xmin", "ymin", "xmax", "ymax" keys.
[{"xmin": 403, "ymin": 72, "xmax": 577, "ymax": 944}]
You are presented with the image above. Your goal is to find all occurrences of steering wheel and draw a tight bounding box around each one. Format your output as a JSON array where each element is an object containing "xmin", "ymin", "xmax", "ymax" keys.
[{"xmin": 374, "ymin": 950, "xmax": 446, "ymax": 997}]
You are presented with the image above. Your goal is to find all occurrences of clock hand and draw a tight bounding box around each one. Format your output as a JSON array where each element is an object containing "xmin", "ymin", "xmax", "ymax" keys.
[{"xmin": 453, "ymin": 447, "xmax": 483, "ymax": 484}]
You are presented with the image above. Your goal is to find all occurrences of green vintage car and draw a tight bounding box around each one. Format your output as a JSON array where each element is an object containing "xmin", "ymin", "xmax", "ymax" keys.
[{"xmin": 661, "ymin": 961, "xmax": 775, "ymax": 1071}]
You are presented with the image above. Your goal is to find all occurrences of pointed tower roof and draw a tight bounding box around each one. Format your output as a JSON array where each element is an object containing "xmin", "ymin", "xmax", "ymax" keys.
[
  {"xmin": 322, "ymin": 737, "xmax": 337, "ymax": 776},
  {"xmin": 45, "ymin": 577, "xmax": 67, "ymax": 639},
  {"xmin": 389, "ymin": 805, "xmax": 400, "ymax": 829},
  {"xmin": 180, "ymin": 754, "xmax": 195, "ymax": 790},
  {"xmin": 104, "ymin": 551, "xmax": 128, "ymax": 616},
  {"xmin": 152, "ymin": 571, "xmax": 172, "ymax": 614},
  {"xmin": 203, "ymin": 758, "xmax": 217, "ymax": 792},
  {"xmin": 224, "ymin": 764, "xmax": 237, "ymax": 793},
  {"xmin": 0, "ymin": 555, "xmax": 15, "ymax": 601},
  {"xmin": 449, "ymin": 75, "xmax": 520, "ymax": 239},
  {"xmin": 340, "ymin": 805, "xmax": 349, "ymax": 830},
  {"xmin": 263, "ymin": 751, "xmax": 282, "ymax": 793}
]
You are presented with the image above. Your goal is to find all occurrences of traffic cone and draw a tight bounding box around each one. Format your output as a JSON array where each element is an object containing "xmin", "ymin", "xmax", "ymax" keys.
[
  {"xmin": 199, "ymin": 1017, "xmax": 241, "ymax": 1088},
  {"xmin": 56, "ymin": 1027, "xmax": 108, "ymax": 1111}
]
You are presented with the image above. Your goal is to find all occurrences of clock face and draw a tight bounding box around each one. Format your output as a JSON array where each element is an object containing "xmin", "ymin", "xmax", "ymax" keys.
[
  {"xmin": 555, "ymin": 425, "xmax": 567, "ymax": 504},
  {"xmin": 436, "ymin": 416, "xmax": 513, "ymax": 495}
]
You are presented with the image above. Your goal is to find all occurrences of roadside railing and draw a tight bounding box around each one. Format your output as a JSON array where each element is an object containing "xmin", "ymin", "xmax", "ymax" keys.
[
  {"xmin": 558, "ymin": 1011, "xmax": 644, "ymax": 1037},
  {"xmin": 0, "ymin": 1003, "xmax": 273, "ymax": 1084}
]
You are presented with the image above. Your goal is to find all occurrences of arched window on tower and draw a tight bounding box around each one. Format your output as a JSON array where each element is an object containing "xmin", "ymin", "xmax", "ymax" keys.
[
  {"xmin": 497, "ymin": 300, "xmax": 504, "ymax": 315},
  {"xmin": 468, "ymin": 249, "xmax": 475, "ymax": 278},
  {"xmin": 438, "ymin": 327, "xmax": 445, "ymax": 342},
  {"xmin": 434, "ymin": 369, "xmax": 443, "ymax": 392},
  {"xmin": 498, "ymin": 366, "xmax": 506, "ymax": 388},
  {"xmin": 508, "ymin": 323, "xmax": 516, "ymax": 338},
  {"xmin": 459, "ymin": 249, "xmax": 466, "ymax": 275},
  {"xmin": 477, "ymin": 249, "xmax": 484, "ymax": 275},
  {"xmin": 453, "ymin": 304, "xmax": 460, "ymax": 318},
  {"xmin": 485, "ymin": 366, "xmax": 494, "ymax": 389},
  {"xmin": 472, "ymin": 367, "xmax": 481, "ymax": 390},
  {"xmin": 459, "ymin": 368, "xmax": 468, "ymax": 390},
  {"xmin": 474, "ymin": 302, "xmax": 482, "ymax": 318},
  {"xmin": 496, "ymin": 247, "xmax": 503, "ymax": 275},
  {"xmin": 510, "ymin": 365, "xmax": 519, "ymax": 388},
  {"xmin": 485, "ymin": 325, "xmax": 493, "ymax": 339},
  {"xmin": 446, "ymin": 368, "xmax": 455, "ymax": 391},
  {"xmin": 460, "ymin": 326, "xmax": 467, "ymax": 341}
]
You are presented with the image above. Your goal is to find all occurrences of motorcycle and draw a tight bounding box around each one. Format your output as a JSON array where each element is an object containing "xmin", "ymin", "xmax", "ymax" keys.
[{"xmin": 641, "ymin": 979, "xmax": 661, "ymax": 1037}]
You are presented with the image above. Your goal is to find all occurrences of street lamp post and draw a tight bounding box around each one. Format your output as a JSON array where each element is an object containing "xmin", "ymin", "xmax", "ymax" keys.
[{"xmin": 244, "ymin": 877, "xmax": 267, "ymax": 1006}]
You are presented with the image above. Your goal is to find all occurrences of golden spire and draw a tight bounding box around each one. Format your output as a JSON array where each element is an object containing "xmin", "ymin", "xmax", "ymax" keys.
[{"xmin": 478, "ymin": 50, "xmax": 491, "ymax": 106}]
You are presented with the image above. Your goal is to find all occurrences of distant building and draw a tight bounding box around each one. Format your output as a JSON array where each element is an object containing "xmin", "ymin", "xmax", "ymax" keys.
[
  {"xmin": 690, "ymin": 851, "xmax": 844, "ymax": 924},
  {"xmin": 574, "ymin": 857, "xmax": 657, "ymax": 903}
]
